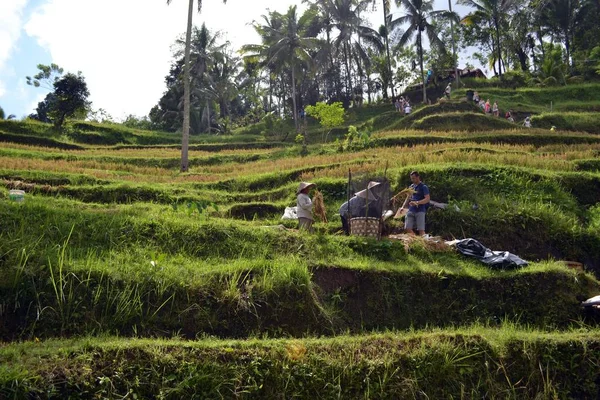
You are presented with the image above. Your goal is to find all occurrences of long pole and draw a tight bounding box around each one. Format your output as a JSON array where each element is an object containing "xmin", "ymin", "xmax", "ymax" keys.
[
  {"xmin": 347, "ymin": 169, "xmax": 352, "ymax": 232},
  {"xmin": 448, "ymin": 0, "xmax": 459, "ymax": 89}
]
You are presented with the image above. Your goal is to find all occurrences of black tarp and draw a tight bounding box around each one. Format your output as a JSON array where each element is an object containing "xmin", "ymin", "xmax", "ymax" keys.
[{"xmin": 454, "ymin": 238, "xmax": 528, "ymax": 269}]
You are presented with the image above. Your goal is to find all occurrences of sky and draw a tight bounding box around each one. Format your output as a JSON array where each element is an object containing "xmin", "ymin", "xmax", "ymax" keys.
[{"xmin": 0, "ymin": 0, "xmax": 477, "ymax": 121}]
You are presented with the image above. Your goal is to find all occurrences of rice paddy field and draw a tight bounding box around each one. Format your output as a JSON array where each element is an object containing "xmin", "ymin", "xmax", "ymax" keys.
[{"xmin": 1, "ymin": 84, "xmax": 600, "ymax": 398}]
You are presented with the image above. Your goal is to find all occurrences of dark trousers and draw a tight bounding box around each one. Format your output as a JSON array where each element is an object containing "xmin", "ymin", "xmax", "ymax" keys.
[{"xmin": 341, "ymin": 215, "xmax": 349, "ymax": 235}]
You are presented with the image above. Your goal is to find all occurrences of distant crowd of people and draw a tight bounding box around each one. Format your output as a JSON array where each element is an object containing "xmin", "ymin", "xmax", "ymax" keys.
[
  {"xmin": 472, "ymin": 91, "xmax": 532, "ymax": 128},
  {"xmin": 393, "ymin": 96, "xmax": 412, "ymax": 115}
]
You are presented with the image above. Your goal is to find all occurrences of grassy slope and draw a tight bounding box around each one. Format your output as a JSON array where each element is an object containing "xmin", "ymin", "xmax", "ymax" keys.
[
  {"xmin": 2, "ymin": 328, "xmax": 600, "ymax": 398},
  {"xmin": 1, "ymin": 83, "xmax": 600, "ymax": 397}
]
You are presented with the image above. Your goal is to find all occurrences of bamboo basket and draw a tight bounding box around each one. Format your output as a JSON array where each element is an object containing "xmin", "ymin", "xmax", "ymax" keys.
[{"xmin": 350, "ymin": 217, "xmax": 381, "ymax": 239}]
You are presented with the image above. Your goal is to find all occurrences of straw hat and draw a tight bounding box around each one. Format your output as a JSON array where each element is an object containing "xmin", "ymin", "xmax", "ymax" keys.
[
  {"xmin": 367, "ymin": 181, "xmax": 381, "ymax": 189},
  {"xmin": 296, "ymin": 182, "xmax": 316, "ymax": 194}
]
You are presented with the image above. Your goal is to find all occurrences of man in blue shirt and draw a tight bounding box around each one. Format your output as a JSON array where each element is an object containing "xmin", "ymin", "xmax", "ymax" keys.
[{"xmin": 401, "ymin": 171, "xmax": 430, "ymax": 235}]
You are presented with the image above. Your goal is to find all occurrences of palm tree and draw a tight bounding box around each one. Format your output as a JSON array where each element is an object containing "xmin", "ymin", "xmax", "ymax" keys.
[
  {"xmin": 184, "ymin": 24, "xmax": 227, "ymax": 134},
  {"xmin": 241, "ymin": 11, "xmax": 286, "ymax": 115},
  {"xmin": 243, "ymin": 6, "xmax": 320, "ymax": 131},
  {"xmin": 381, "ymin": 0, "xmax": 396, "ymax": 98},
  {"xmin": 166, "ymin": 0, "xmax": 227, "ymax": 172},
  {"xmin": 322, "ymin": 0, "xmax": 384, "ymax": 106},
  {"xmin": 458, "ymin": 0, "xmax": 518, "ymax": 77},
  {"xmin": 390, "ymin": 0, "xmax": 452, "ymax": 103},
  {"xmin": 538, "ymin": 0, "xmax": 579, "ymax": 72}
]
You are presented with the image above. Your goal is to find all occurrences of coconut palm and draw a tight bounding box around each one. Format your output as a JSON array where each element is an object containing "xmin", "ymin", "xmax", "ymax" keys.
[
  {"xmin": 538, "ymin": 0, "xmax": 579, "ymax": 72},
  {"xmin": 390, "ymin": 0, "xmax": 454, "ymax": 103},
  {"xmin": 320, "ymin": 0, "xmax": 384, "ymax": 106},
  {"xmin": 166, "ymin": 0, "xmax": 227, "ymax": 172},
  {"xmin": 243, "ymin": 6, "xmax": 320, "ymax": 131},
  {"xmin": 241, "ymin": 11, "xmax": 286, "ymax": 114},
  {"xmin": 458, "ymin": 0, "xmax": 518, "ymax": 77}
]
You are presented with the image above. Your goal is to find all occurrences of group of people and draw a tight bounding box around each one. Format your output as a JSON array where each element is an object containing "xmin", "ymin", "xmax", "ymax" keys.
[
  {"xmin": 394, "ymin": 97, "xmax": 412, "ymax": 115},
  {"xmin": 472, "ymin": 91, "xmax": 532, "ymax": 127},
  {"xmin": 296, "ymin": 171, "xmax": 431, "ymax": 236}
]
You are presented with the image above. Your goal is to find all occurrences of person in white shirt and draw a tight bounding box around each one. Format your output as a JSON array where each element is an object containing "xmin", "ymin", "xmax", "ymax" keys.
[
  {"xmin": 404, "ymin": 103, "xmax": 412, "ymax": 114},
  {"xmin": 296, "ymin": 182, "xmax": 316, "ymax": 232}
]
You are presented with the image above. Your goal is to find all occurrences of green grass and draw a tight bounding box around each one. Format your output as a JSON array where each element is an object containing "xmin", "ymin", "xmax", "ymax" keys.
[
  {"xmin": 1, "ymin": 82, "xmax": 600, "ymax": 398},
  {"xmin": 531, "ymin": 112, "xmax": 600, "ymax": 133},
  {"xmin": 2, "ymin": 327, "xmax": 600, "ymax": 398},
  {"xmin": 0, "ymin": 194, "xmax": 598, "ymax": 340},
  {"xmin": 454, "ymin": 83, "xmax": 600, "ymax": 114}
]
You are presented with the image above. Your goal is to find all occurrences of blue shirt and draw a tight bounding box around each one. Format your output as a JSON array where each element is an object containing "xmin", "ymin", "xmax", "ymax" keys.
[{"xmin": 409, "ymin": 182, "xmax": 430, "ymax": 213}]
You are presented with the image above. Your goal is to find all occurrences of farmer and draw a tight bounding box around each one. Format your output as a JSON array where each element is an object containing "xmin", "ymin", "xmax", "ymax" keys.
[
  {"xmin": 339, "ymin": 182, "xmax": 381, "ymax": 235},
  {"xmin": 404, "ymin": 101, "xmax": 412, "ymax": 114},
  {"xmin": 492, "ymin": 101, "xmax": 499, "ymax": 117},
  {"xmin": 401, "ymin": 171, "xmax": 430, "ymax": 235},
  {"xmin": 296, "ymin": 182, "xmax": 316, "ymax": 232},
  {"xmin": 444, "ymin": 83, "xmax": 452, "ymax": 99},
  {"xmin": 473, "ymin": 91, "xmax": 480, "ymax": 103},
  {"xmin": 523, "ymin": 116, "xmax": 532, "ymax": 128}
]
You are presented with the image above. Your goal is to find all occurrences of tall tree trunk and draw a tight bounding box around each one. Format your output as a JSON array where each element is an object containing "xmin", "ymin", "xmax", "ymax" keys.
[
  {"xmin": 268, "ymin": 73, "xmax": 273, "ymax": 112},
  {"xmin": 343, "ymin": 42, "xmax": 354, "ymax": 106},
  {"xmin": 181, "ymin": 0, "xmax": 194, "ymax": 172},
  {"xmin": 292, "ymin": 65, "xmax": 298, "ymax": 132},
  {"xmin": 564, "ymin": 29, "xmax": 572, "ymax": 73},
  {"xmin": 494, "ymin": 16, "xmax": 503, "ymax": 76},
  {"xmin": 516, "ymin": 47, "xmax": 528, "ymax": 71},
  {"xmin": 418, "ymin": 30, "xmax": 427, "ymax": 104},
  {"xmin": 383, "ymin": 0, "xmax": 395, "ymax": 98},
  {"xmin": 448, "ymin": 0, "xmax": 459, "ymax": 88},
  {"xmin": 281, "ymin": 78, "xmax": 286, "ymax": 118},
  {"xmin": 206, "ymin": 99, "xmax": 211, "ymax": 134}
]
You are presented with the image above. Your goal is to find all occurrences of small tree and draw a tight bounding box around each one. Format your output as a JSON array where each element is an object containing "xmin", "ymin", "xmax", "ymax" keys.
[
  {"xmin": 49, "ymin": 72, "xmax": 90, "ymax": 128},
  {"xmin": 304, "ymin": 101, "xmax": 345, "ymax": 142}
]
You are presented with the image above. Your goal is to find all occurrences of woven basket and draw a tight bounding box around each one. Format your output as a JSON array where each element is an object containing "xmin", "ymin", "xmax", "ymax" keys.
[{"xmin": 350, "ymin": 217, "xmax": 381, "ymax": 239}]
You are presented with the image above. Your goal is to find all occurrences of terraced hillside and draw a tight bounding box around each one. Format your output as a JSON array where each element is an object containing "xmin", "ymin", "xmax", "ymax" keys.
[{"xmin": 1, "ymin": 84, "xmax": 600, "ymax": 398}]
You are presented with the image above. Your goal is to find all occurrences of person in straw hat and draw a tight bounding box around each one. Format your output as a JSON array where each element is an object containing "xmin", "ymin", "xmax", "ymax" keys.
[
  {"xmin": 296, "ymin": 182, "xmax": 316, "ymax": 232},
  {"xmin": 339, "ymin": 181, "xmax": 381, "ymax": 235}
]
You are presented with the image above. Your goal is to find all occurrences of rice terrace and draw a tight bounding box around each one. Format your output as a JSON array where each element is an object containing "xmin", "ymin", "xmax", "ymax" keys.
[{"xmin": 1, "ymin": 0, "xmax": 600, "ymax": 398}]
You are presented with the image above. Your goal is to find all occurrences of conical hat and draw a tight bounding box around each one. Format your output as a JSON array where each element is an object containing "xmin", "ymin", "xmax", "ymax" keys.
[
  {"xmin": 355, "ymin": 188, "xmax": 377, "ymax": 200},
  {"xmin": 367, "ymin": 181, "xmax": 381, "ymax": 189},
  {"xmin": 296, "ymin": 182, "xmax": 316, "ymax": 194}
]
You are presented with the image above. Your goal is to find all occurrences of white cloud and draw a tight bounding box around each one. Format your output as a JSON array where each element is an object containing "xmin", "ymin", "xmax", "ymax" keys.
[
  {"xmin": 0, "ymin": 0, "xmax": 28, "ymax": 73},
  {"xmin": 25, "ymin": 92, "xmax": 46, "ymax": 115},
  {"xmin": 23, "ymin": 0, "xmax": 306, "ymax": 119},
  {"xmin": 0, "ymin": 0, "xmax": 28, "ymax": 100}
]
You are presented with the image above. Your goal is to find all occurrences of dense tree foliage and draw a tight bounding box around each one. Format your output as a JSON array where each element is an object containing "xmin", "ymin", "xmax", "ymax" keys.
[
  {"xmin": 149, "ymin": 0, "xmax": 600, "ymax": 134},
  {"xmin": 27, "ymin": 66, "xmax": 90, "ymax": 129}
]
